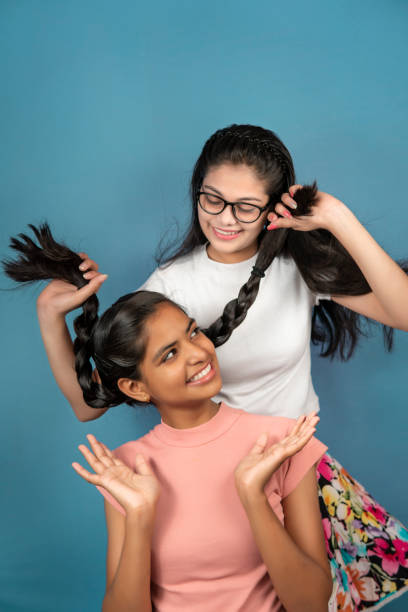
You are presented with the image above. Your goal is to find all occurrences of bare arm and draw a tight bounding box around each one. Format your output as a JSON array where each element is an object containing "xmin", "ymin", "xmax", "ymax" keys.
[
  {"xmin": 72, "ymin": 436, "xmax": 160, "ymax": 611},
  {"xmin": 239, "ymin": 467, "xmax": 332, "ymax": 612},
  {"xmin": 36, "ymin": 251, "xmax": 109, "ymax": 421},
  {"xmin": 37, "ymin": 305, "xmax": 108, "ymax": 422},
  {"xmin": 102, "ymin": 504, "xmax": 153, "ymax": 612},
  {"xmin": 269, "ymin": 188, "xmax": 408, "ymax": 330}
]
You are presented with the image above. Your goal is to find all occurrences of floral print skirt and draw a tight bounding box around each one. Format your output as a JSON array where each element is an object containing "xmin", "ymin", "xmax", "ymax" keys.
[{"xmin": 318, "ymin": 453, "xmax": 408, "ymax": 611}]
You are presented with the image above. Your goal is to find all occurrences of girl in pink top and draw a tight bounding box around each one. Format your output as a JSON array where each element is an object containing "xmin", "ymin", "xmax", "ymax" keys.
[{"xmin": 5, "ymin": 225, "xmax": 332, "ymax": 611}]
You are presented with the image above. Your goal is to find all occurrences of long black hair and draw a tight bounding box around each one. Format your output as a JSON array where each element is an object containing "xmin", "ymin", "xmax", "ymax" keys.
[
  {"xmin": 158, "ymin": 123, "xmax": 407, "ymax": 359},
  {"xmin": 3, "ymin": 224, "xmax": 180, "ymax": 409}
]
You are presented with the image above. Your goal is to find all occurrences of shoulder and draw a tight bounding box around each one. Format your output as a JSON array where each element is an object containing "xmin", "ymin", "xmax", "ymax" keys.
[
  {"xmin": 112, "ymin": 430, "xmax": 160, "ymax": 465},
  {"xmin": 139, "ymin": 247, "xmax": 205, "ymax": 295},
  {"xmin": 235, "ymin": 410, "xmax": 297, "ymax": 443}
]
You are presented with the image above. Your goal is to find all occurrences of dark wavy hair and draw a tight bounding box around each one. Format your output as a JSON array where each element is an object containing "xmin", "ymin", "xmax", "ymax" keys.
[
  {"xmin": 158, "ymin": 123, "xmax": 407, "ymax": 359},
  {"xmin": 3, "ymin": 224, "xmax": 181, "ymax": 409}
]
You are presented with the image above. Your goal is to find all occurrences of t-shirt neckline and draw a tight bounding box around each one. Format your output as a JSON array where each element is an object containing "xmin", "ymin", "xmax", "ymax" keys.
[
  {"xmin": 199, "ymin": 244, "xmax": 258, "ymax": 269},
  {"xmin": 153, "ymin": 402, "xmax": 243, "ymax": 447}
]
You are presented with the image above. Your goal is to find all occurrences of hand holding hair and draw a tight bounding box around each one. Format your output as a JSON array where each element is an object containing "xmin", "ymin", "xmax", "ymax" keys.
[
  {"xmin": 72, "ymin": 434, "xmax": 160, "ymax": 518},
  {"xmin": 267, "ymin": 183, "xmax": 347, "ymax": 232},
  {"xmin": 234, "ymin": 412, "xmax": 319, "ymax": 502},
  {"xmin": 2, "ymin": 224, "xmax": 107, "ymax": 317}
]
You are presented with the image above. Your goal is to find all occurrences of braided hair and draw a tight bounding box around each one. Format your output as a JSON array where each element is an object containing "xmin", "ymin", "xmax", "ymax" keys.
[
  {"xmin": 158, "ymin": 124, "xmax": 407, "ymax": 359},
  {"xmin": 3, "ymin": 224, "xmax": 179, "ymax": 408}
]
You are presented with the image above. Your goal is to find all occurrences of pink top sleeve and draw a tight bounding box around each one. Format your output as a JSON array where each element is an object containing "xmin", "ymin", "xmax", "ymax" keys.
[{"xmin": 280, "ymin": 435, "xmax": 328, "ymax": 499}]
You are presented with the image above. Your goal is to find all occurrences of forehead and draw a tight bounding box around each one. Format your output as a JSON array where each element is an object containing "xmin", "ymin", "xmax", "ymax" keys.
[
  {"xmin": 144, "ymin": 302, "xmax": 190, "ymax": 356},
  {"xmin": 203, "ymin": 163, "xmax": 268, "ymax": 198}
]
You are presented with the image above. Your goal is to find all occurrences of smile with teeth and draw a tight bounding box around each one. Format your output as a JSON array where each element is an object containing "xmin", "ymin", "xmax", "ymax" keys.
[
  {"xmin": 214, "ymin": 227, "xmax": 240, "ymax": 235},
  {"xmin": 187, "ymin": 362, "xmax": 213, "ymax": 383}
]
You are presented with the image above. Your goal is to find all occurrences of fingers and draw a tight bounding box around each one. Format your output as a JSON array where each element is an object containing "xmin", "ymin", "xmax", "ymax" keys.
[
  {"xmin": 247, "ymin": 432, "xmax": 269, "ymax": 456},
  {"xmin": 281, "ymin": 412, "xmax": 319, "ymax": 454},
  {"xmin": 77, "ymin": 435, "xmax": 114, "ymax": 473},
  {"xmin": 78, "ymin": 253, "xmax": 99, "ymax": 273},
  {"xmin": 288, "ymin": 184, "xmax": 303, "ymax": 198},
  {"xmin": 71, "ymin": 461, "xmax": 101, "ymax": 485},
  {"xmin": 134, "ymin": 453, "xmax": 153, "ymax": 476},
  {"xmin": 86, "ymin": 434, "xmax": 112, "ymax": 468},
  {"xmin": 74, "ymin": 273, "xmax": 108, "ymax": 303}
]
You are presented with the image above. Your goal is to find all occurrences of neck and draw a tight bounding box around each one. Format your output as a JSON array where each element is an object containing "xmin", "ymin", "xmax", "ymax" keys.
[
  {"xmin": 206, "ymin": 242, "xmax": 258, "ymax": 263},
  {"xmin": 158, "ymin": 398, "xmax": 220, "ymax": 429}
]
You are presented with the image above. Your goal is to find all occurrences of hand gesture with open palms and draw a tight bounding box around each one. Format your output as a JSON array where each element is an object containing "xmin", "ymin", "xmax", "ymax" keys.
[
  {"xmin": 235, "ymin": 412, "xmax": 319, "ymax": 500},
  {"xmin": 72, "ymin": 434, "xmax": 160, "ymax": 517}
]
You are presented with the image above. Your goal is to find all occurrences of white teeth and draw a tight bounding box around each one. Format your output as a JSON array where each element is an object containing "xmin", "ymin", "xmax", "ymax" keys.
[
  {"xmin": 189, "ymin": 363, "xmax": 211, "ymax": 382},
  {"xmin": 215, "ymin": 228, "xmax": 239, "ymax": 235}
]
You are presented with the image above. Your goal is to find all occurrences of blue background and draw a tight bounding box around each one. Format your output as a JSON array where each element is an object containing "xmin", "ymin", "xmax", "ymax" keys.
[{"xmin": 1, "ymin": 1, "xmax": 407, "ymax": 610}]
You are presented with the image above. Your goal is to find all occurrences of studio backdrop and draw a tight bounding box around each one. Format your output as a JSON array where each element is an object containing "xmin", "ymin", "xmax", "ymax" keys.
[{"xmin": 1, "ymin": 1, "xmax": 407, "ymax": 611}]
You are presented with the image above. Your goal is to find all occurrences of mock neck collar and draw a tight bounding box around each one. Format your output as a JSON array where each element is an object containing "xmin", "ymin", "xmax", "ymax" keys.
[{"xmin": 152, "ymin": 402, "xmax": 243, "ymax": 447}]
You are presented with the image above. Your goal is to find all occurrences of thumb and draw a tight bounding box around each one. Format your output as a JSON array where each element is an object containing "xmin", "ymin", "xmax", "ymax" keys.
[
  {"xmin": 248, "ymin": 432, "xmax": 268, "ymax": 456},
  {"xmin": 134, "ymin": 453, "xmax": 153, "ymax": 476},
  {"xmin": 74, "ymin": 273, "xmax": 108, "ymax": 304}
]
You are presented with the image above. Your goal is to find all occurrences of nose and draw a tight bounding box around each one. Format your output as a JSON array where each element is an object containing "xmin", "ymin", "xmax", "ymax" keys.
[
  {"xmin": 216, "ymin": 204, "xmax": 239, "ymax": 226},
  {"xmin": 185, "ymin": 338, "xmax": 209, "ymax": 364}
]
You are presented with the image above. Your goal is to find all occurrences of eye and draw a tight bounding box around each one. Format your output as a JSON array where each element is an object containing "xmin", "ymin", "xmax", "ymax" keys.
[
  {"xmin": 162, "ymin": 348, "xmax": 177, "ymax": 362},
  {"xmin": 191, "ymin": 326, "xmax": 201, "ymax": 338},
  {"xmin": 236, "ymin": 202, "xmax": 257, "ymax": 213},
  {"xmin": 205, "ymin": 194, "xmax": 223, "ymax": 205}
]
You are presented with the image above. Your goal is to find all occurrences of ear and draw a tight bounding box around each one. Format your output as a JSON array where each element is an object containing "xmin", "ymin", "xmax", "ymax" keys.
[{"xmin": 117, "ymin": 378, "xmax": 151, "ymax": 403}]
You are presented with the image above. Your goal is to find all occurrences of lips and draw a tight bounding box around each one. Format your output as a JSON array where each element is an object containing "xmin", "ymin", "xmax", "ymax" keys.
[
  {"xmin": 186, "ymin": 361, "xmax": 216, "ymax": 385},
  {"xmin": 212, "ymin": 226, "xmax": 241, "ymax": 240}
]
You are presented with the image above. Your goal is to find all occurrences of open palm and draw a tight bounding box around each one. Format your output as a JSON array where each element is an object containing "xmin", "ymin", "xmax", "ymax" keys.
[
  {"xmin": 235, "ymin": 412, "xmax": 319, "ymax": 497},
  {"xmin": 72, "ymin": 434, "xmax": 160, "ymax": 514}
]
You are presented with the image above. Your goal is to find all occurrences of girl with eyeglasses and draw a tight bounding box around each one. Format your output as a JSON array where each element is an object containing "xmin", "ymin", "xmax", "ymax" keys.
[{"xmin": 6, "ymin": 125, "xmax": 408, "ymax": 610}]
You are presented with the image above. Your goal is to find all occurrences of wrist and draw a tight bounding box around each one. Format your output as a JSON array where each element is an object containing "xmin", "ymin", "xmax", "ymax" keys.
[
  {"xmin": 126, "ymin": 505, "xmax": 157, "ymax": 531},
  {"xmin": 322, "ymin": 199, "xmax": 357, "ymax": 234},
  {"xmin": 36, "ymin": 302, "xmax": 66, "ymax": 326},
  {"xmin": 236, "ymin": 483, "xmax": 266, "ymax": 509}
]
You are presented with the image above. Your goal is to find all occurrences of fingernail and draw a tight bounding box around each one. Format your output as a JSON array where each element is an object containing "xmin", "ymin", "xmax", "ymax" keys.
[
  {"xmin": 289, "ymin": 201, "xmax": 297, "ymax": 209},
  {"xmin": 79, "ymin": 264, "xmax": 86, "ymax": 270},
  {"xmin": 283, "ymin": 210, "xmax": 292, "ymax": 218},
  {"xmin": 267, "ymin": 223, "xmax": 278, "ymax": 230}
]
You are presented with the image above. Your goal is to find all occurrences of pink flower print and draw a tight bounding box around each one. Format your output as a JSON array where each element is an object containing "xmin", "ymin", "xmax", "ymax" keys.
[
  {"xmin": 369, "ymin": 538, "xmax": 400, "ymax": 576},
  {"xmin": 367, "ymin": 503, "xmax": 387, "ymax": 526},
  {"xmin": 394, "ymin": 538, "xmax": 408, "ymax": 568},
  {"xmin": 322, "ymin": 518, "xmax": 333, "ymax": 556},
  {"xmin": 318, "ymin": 455, "xmax": 334, "ymax": 481}
]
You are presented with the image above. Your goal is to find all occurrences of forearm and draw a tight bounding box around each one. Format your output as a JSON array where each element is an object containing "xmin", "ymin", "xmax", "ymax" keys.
[
  {"xmin": 37, "ymin": 308, "xmax": 108, "ymax": 421},
  {"xmin": 103, "ymin": 513, "xmax": 153, "ymax": 612},
  {"xmin": 328, "ymin": 204, "xmax": 408, "ymax": 329},
  {"xmin": 241, "ymin": 492, "xmax": 331, "ymax": 612}
]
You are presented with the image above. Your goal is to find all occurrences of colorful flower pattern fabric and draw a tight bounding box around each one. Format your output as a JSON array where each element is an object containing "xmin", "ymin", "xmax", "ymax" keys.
[{"xmin": 317, "ymin": 453, "xmax": 408, "ymax": 611}]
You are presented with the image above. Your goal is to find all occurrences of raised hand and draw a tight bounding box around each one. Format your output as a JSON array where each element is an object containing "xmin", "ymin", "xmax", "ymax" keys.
[
  {"xmin": 266, "ymin": 185, "xmax": 347, "ymax": 232},
  {"xmin": 37, "ymin": 252, "xmax": 107, "ymax": 317},
  {"xmin": 72, "ymin": 434, "xmax": 160, "ymax": 517},
  {"xmin": 234, "ymin": 412, "xmax": 319, "ymax": 501}
]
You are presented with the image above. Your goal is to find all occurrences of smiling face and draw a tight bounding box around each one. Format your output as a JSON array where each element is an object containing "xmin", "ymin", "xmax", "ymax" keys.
[
  {"xmin": 129, "ymin": 302, "xmax": 222, "ymax": 415},
  {"xmin": 198, "ymin": 163, "xmax": 270, "ymax": 263}
]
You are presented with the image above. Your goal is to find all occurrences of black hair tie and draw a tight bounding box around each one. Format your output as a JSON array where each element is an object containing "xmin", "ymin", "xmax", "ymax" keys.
[{"xmin": 251, "ymin": 266, "xmax": 265, "ymax": 278}]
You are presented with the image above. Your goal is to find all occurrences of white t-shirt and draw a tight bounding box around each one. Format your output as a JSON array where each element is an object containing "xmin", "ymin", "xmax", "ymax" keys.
[{"xmin": 141, "ymin": 245, "xmax": 329, "ymax": 418}]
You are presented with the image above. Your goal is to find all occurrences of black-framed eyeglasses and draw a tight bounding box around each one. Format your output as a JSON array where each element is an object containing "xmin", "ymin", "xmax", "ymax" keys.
[{"xmin": 197, "ymin": 191, "xmax": 270, "ymax": 223}]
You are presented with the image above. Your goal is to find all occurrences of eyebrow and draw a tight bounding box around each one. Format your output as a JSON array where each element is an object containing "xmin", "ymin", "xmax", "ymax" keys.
[
  {"xmin": 203, "ymin": 184, "xmax": 263, "ymax": 203},
  {"xmin": 153, "ymin": 318, "xmax": 195, "ymax": 362}
]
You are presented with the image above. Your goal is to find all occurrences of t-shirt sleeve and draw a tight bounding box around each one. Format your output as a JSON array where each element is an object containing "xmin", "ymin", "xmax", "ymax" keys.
[
  {"xmin": 280, "ymin": 435, "xmax": 328, "ymax": 499},
  {"xmin": 138, "ymin": 267, "xmax": 167, "ymax": 293}
]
